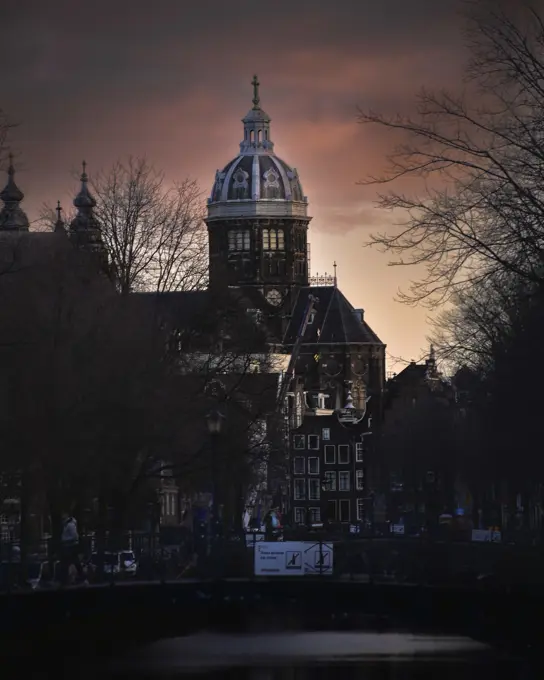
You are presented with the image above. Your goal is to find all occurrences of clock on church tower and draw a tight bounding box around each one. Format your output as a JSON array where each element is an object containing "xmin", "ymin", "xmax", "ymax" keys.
[
  {"xmin": 265, "ymin": 288, "xmax": 283, "ymax": 307},
  {"xmin": 205, "ymin": 75, "xmax": 311, "ymax": 293}
]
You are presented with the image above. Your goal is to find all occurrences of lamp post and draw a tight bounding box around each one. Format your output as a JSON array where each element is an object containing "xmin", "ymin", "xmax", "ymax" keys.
[{"xmin": 206, "ymin": 410, "xmax": 225, "ymax": 560}]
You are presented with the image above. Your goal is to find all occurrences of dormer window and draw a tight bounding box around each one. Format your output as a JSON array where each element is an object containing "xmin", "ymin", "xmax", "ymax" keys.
[
  {"xmin": 228, "ymin": 230, "xmax": 250, "ymax": 251},
  {"xmin": 262, "ymin": 228, "xmax": 285, "ymax": 251}
]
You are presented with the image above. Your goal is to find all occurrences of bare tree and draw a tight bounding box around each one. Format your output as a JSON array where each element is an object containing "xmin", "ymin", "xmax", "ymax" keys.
[
  {"xmin": 0, "ymin": 234, "xmax": 178, "ymax": 543},
  {"xmin": 43, "ymin": 157, "xmax": 208, "ymax": 294},
  {"xmin": 358, "ymin": 1, "xmax": 544, "ymax": 306}
]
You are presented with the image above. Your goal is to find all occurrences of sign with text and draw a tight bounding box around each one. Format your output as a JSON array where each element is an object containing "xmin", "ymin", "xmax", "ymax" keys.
[
  {"xmin": 254, "ymin": 541, "xmax": 334, "ymax": 576},
  {"xmin": 254, "ymin": 542, "xmax": 305, "ymax": 576},
  {"xmin": 471, "ymin": 529, "xmax": 501, "ymax": 543}
]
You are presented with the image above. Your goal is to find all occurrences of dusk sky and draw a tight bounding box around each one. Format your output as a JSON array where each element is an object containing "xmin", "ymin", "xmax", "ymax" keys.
[{"xmin": 2, "ymin": 0, "xmax": 470, "ymax": 371}]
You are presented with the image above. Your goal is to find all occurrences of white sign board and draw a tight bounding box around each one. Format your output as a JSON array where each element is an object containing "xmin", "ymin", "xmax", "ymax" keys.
[
  {"xmin": 391, "ymin": 524, "xmax": 405, "ymax": 535},
  {"xmin": 254, "ymin": 542, "xmax": 305, "ymax": 575},
  {"xmin": 254, "ymin": 541, "xmax": 334, "ymax": 576},
  {"xmin": 471, "ymin": 529, "xmax": 501, "ymax": 543},
  {"xmin": 302, "ymin": 542, "xmax": 333, "ymax": 575}
]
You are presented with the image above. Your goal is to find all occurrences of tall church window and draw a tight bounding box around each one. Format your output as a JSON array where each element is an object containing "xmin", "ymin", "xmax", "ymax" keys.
[
  {"xmin": 262, "ymin": 228, "xmax": 285, "ymax": 251},
  {"xmin": 228, "ymin": 230, "xmax": 250, "ymax": 251}
]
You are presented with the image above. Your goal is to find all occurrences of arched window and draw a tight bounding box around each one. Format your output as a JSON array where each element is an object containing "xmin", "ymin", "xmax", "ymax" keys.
[
  {"xmin": 228, "ymin": 230, "xmax": 250, "ymax": 251},
  {"xmin": 262, "ymin": 228, "xmax": 285, "ymax": 251},
  {"xmin": 250, "ymin": 130, "xmax": 255, "ymax": 144},
  {"xmin": 257, "ymin": 129, "xmax": 262, "ymax": 143}
]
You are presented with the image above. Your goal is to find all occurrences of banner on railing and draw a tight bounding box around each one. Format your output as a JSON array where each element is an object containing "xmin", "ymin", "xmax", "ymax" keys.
[
  {"xmin": 471, "ymin": 529, "xmax": 501, "ymax": 543},
  {"xmin": 254, "ymin": 541, "xmax": 333, "ymax": 576}
]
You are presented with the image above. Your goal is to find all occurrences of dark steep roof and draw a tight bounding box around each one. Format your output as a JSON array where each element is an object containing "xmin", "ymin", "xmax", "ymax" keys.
[
  {"xmin": 134, "ymin": 284, "xmax": 383, "ymax": 352},
  {"xmin": 283, "ymin": 286, "xmax": 384, "ymax": 347}
]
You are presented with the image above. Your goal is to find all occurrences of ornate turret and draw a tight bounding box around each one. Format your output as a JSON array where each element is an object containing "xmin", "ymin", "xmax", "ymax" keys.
[
  {"xmin": 239, "ymin": 75, "xmax": 274, "ymax": 155},
  {"xmin": 69, "ymin": 161, "xmax": 109, "ymax": 275},
  {"xmin": 69, "ymin": 161, "xmax": 103, "ymax": 250},
  {"xmin": 0, "ymin": 154, "xmax": 30, "ymax": 231}
]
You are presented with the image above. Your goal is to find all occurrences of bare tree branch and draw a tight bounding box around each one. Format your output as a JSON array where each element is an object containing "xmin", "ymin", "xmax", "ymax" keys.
[{"xmin": 358, "ymin": 1, "xmax": 544, "ymax": 306}]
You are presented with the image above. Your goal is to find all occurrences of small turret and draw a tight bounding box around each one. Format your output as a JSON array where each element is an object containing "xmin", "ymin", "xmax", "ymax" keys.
[
  {"xmin": 0, "ymin": 154, "xmax": 29, "ymax": 231},
  {"xmin": 54, "ymin": 200, "xmax": 66, "ymax": 234},
  {"xmin": 69, "ymin": 161, "xmax": 109, "ymax": 272},
  {"xmin": 69, "ymin": 161, "xmax": 104, "ymax": 250}
]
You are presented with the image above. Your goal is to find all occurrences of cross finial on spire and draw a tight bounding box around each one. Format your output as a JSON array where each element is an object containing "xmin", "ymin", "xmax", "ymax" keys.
[
  {"xmin": 56, "ymin": 200, "xmax": 62, "ymax": 221},
  {"xmin": 251, "ymin": 74, "xmax": 260, "ymax": 109},
  {"xmin": 81, "ymin": 160, "xmax": 87, "ymax": 180},
  {"xmin": 7, "ymin": 152, "xmax": 14, "ymax": 171},
  {"xmin": 333, "ymin": 261, "xmax": 337, "ymax": 286}
]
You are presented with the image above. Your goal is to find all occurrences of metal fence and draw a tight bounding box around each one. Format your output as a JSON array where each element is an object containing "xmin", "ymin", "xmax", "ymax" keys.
[{"xmin": 2, "ymin": 529, "xmax": 544, "ymax": 592}]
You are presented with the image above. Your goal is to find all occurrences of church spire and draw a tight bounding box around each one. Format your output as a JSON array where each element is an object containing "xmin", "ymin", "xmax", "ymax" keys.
[
  {"xmin": 0, "ymin": 153, "xmax": 30, "ymax": 231},
  {"xmin": 240, "ymin": 75, "xmax": 274, "ymax": 155},
  {"xmin": 73, "ymin": 160, "xmax": 96, "ymax": 210},
  {"xmin": 69, "ymin": 161, "xmax": 103, "ymax": 249},
  {"xmin": 54, "ymin": 200, "xmax": 65, "ymax": 233},
  {"xmin": 252, "ymin": 74, "xmax": 260, "ymax": 110}
]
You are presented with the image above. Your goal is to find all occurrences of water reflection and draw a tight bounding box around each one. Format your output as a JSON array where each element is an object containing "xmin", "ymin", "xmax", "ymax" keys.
[{"xmin": 108, "ymin": 631, "xmax": 534, "ymax": 679}]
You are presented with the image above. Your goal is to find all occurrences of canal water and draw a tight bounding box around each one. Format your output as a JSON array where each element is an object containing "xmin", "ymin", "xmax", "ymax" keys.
[{"xmin": 105, "ymin": 631, "xmax": 537, "ymax": 679}]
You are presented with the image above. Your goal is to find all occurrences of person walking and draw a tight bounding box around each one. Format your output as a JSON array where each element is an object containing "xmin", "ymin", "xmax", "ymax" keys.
[{"xmin": 59, "ymin": 512, "xmax": 86, "ymax": 585}]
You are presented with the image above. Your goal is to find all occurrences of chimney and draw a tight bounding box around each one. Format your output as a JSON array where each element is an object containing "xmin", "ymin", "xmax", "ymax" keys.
[{"xmin": 354, "ymin": 308, "xmax": 365, "ymax": 322}]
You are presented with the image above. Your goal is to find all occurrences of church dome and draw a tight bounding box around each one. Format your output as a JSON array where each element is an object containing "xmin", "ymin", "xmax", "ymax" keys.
[{"xmin": 207, "ymin": 76, "xmax": 309, "ymax": 223}]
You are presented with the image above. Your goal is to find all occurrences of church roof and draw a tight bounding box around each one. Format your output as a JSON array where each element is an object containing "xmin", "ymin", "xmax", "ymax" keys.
[
  {"xmin": 207, "ymin": 76, "xmax": 309, "ymax": 223},
  {"xmin": 135, "ymin": 284, "xmax": 383, "ymax": 351},
  {"xmin": 283, "ymin": 286, "xmax": 384, "ymax": 346},
  {"xmin": 210, "ymin": 153, "xmax": 305, "ymax": 204}
]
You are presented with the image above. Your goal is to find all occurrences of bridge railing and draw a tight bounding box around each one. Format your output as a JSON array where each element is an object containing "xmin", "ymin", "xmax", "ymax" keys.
[{"xmin": 3, "ymin": 530, "xmax": 544, "ymax": 592}]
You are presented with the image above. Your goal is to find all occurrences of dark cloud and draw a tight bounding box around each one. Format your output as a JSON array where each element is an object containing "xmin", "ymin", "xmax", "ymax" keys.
[{"xmin": 0, "ymin": 0, "xmax": 471, "ymax": 362}]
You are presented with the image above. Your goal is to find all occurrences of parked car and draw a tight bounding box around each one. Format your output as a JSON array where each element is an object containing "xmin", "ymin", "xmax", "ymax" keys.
[{"xmin": 90, "ymin": 550, "xmax": 138, "ymax": 578}]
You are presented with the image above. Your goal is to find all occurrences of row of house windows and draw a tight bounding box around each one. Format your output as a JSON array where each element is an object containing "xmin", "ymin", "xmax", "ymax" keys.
[
  {"xmin": 293, "ymin": 457, "xmax": 364, "ymax": 488},
  {"xmin": 323, "ymin": 469, "xmax": 364, "ymax": 491},
  {"xmin": 293, "ymin": 470, "xmax": 364, "ymax": 499},
  {"xmin": 294, "ymin": 456, "xmax": 320, "ymax": 474},
  {"xmin": 293, "ymin": 431, "xmax": 330, "ymax": 449},
  {"xmin": 293, "ymin": 499, "xmax": 366, "ymax": 524},
  {"xmin": 292, "ymin": 441, "xmax": 364, "ymax": 465}
]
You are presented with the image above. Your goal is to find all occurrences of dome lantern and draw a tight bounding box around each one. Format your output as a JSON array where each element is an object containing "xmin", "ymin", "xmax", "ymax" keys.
[{"xmin": 239, "ymin": 75, "xmax": 274, "ymax": 155}]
